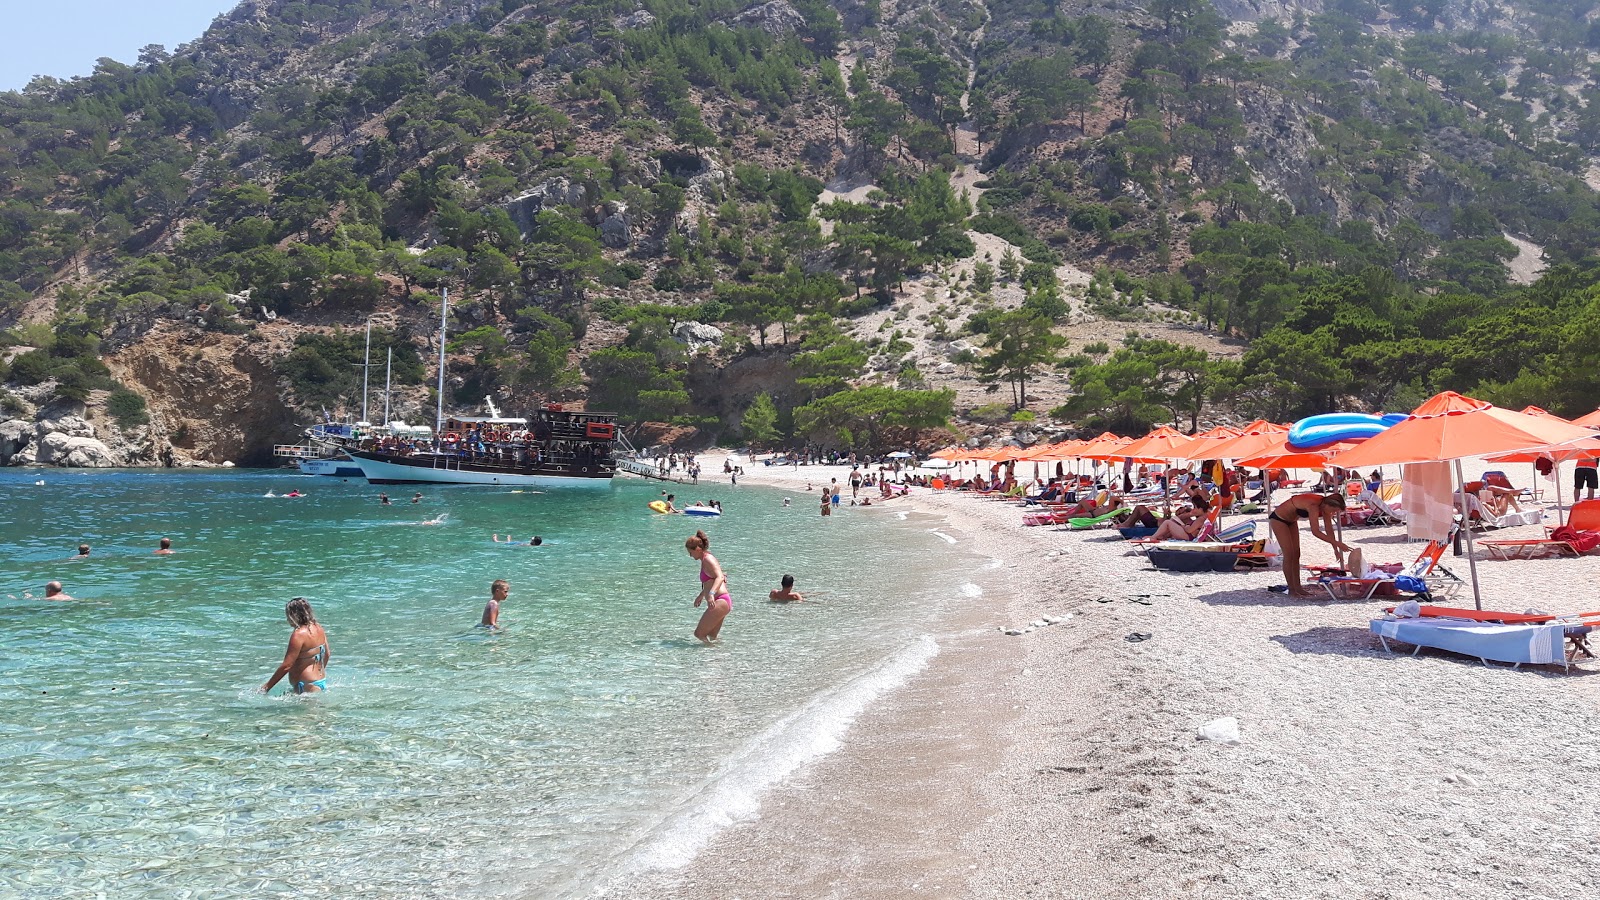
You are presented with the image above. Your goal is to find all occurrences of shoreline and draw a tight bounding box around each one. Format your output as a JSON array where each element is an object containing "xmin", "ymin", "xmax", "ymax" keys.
[{"xmin": 598, "ymin": 455, "xmax": 1600, "ymax": 898}]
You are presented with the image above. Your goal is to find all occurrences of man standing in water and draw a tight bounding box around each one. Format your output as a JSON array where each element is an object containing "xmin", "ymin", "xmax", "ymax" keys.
[{"xmin": 480, "ymin": 579, "xmax": 510, "ymax": 629}]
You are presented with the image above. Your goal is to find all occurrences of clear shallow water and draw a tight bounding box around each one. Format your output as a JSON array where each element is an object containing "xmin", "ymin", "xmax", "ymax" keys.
[{"xmin": 0, "ymin": 470, "xmax": 976, "ymax": 898}]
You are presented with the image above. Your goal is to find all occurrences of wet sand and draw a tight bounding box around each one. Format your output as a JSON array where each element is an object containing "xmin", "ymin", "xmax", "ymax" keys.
[{"xmin": 597, "ymin": 458, "xmax": 1600, "ymax": 899}]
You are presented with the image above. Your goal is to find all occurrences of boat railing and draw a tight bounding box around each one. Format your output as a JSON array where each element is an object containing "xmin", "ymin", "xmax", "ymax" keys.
[{"xmin": 273, "ymin": 444, "xmax": 324, "ymax": 460}]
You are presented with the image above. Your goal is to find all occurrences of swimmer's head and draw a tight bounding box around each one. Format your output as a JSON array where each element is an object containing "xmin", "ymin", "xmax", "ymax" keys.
[
  {"xmin": 77, "ymin": 544, "xmax": 90, "ymax": 555},
  {"xmin": 159, "ymin": 537, "xmax": 171, "ymax": 550},
  {"xmin": 530, "ymin": 537, "xmax": 543, "ymax": 546},
  {"xmin": 285, "ymin": 597, "xmax": 317, "ymax": 628},
  {"xmin": 781, "ymin": 574, "xmax": 794, "ymax": 589},
  {"xmin": 45, "ymin": 581, "xmax": 65, "ymax": 596},
  {"xmin": 491, "ymin": 579, "xmax": 509, "ymax": 597}
]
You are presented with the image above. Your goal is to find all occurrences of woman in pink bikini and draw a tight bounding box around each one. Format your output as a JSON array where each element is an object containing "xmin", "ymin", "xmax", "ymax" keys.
[{"xmin": 685, "ymin": 529, "xmax": 731, "ymax": 644}]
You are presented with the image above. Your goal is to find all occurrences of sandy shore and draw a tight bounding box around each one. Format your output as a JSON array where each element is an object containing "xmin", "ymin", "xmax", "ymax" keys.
[{"xmin": 596, "ymin": 457, "xmax": 1600, "ymax": 898}]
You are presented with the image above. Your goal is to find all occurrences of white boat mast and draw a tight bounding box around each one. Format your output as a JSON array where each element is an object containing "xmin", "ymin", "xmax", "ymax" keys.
[
  {"xmin": 436, "ymin": 288, "xmax": 448, "ymax": 436},
  {"xmin": 383, "ymin": 347, "xmax": 393, "ymax": 425},
  {"xmin": 361, "ymin": 320, "xmax": 371, "ymax": 424}
]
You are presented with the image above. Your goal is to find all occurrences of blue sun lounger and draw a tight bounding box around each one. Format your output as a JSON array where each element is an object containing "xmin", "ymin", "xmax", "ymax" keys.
[{"xmin": 1370, "ymin": 617, "xmax": 1571, "ymax": 670}]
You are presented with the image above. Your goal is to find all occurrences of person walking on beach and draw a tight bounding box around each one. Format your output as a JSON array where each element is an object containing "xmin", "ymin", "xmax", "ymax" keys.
[
  {"xmin": 1577, "ymin": 453, "xmax": 1598, "ymax": 501},
  {"xmin": 769, "ymin": 574, "xmax": 804, "ymax": 602},
  {"xmin": 686, "ymin": 530, "xmax": 731, "ymax": 644},
  {"xmin": 1267, "ymin": 492, "xmax": 1352, "ymax": 597},
  {"xmin": 154, "ymin": 538, "xmax": 173, "ymax": 555},
  {"xmin": 261, "ymin": 598, "xmax": 331, "ymax": 695},
  {"xmin": 479, "ymin": 579, "xmax": 510, "ymax": 629},
  {"xmin": 43, "ymin": 581, "xmax": 74, "ymax": 601}
]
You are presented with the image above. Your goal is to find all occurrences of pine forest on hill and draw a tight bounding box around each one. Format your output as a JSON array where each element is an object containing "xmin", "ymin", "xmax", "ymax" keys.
[{"xmin": 1, "ymin": 0, "xmax": 1599, "ymax": 458}]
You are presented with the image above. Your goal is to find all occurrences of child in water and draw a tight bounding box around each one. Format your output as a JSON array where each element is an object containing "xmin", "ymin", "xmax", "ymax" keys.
[{"xmin": 479, "ymin": 579, "xmax": 509, "ymax": 629}]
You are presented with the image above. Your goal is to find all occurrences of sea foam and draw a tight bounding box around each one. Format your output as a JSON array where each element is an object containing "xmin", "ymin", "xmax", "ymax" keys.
[{"xmin": 624, "ymin": 635, "xmax": 940, "ymax": 872}]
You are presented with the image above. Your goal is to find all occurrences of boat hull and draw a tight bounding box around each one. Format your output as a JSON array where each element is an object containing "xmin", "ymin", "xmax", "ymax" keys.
[
  {"xmin": 347, "ymin": 451, "xmax": 614, "ymax": 487},
  {"xmin": 298, "ymin": 458, "xmax": 365, "ymax": 478}
]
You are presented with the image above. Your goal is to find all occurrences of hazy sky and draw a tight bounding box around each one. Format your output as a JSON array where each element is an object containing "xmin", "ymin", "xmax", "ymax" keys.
[{"xmin": 2, "ymin": 1, "xmax": 240, "ymax": 92}]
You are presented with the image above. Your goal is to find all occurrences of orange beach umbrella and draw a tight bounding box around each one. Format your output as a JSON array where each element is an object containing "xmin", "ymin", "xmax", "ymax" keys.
[
  {"xmin": 1117, "ymin": 425, "xmax": 1198, "ymax": 463},
  {"xmin": 1202, "ymin": 420, "xmax": 1291, "ymax": 462},
  {"xmin": 1574, "ymin": 409, "xmax": 1600, "ymax": 428},
  {"xmin": 1333, "ymin": 392, "xmax": 1597, "ymax": 470},
  {"xmin": 1332, "ymin": 391, "xmax": 1600, "ymax": 609},
  {"xmin": 1078, "ymin": 432, "xmax": 1136, "ymax": 461}
]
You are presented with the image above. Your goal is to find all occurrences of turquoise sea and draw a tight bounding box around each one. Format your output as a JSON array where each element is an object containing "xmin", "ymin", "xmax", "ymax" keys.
[{"xmin": 0, "ymin": 469, "xmax": 981, "ymax": 898}]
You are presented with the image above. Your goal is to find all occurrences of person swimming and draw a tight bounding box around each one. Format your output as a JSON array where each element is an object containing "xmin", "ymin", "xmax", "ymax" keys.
[
  {"xmin": 379, "ymin": 493, "xmax": 392, "ymax": 505},
  {"xmin": 69, "ymin": 543, "xmax": 90, "ymax": 560},
  {"xmin": 479, "ymin": 579, "xmax": 509, "ymax": 629},
  {"xmin": 493, "ymin": 534, "xmax": 543, "ymax": 545},
  {"xmin": 43, "ymin": 581, "xmax": 74, "ymax": 601},
  {"xmin": 769, "ymin": 574, "xmax": 804, "ymax": 602},
  {"xmin": 686, "ymin": 530, "xmax": 731, "ymax": 644},
  {"xmin": 154, "ymin": 537, "xmax": 173, "ymax": 555},
  {"xmin": 261, "ymin": 597, "xmax": 330, "ymax": 695}
]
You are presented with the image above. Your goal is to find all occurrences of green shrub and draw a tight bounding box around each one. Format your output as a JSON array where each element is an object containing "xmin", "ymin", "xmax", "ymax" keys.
[
  {"xmin": 1082, "ymin": 341, "xmax": 1110, "ymax": 355},
  {"xmin": 1011, "ymin": 410, "xmax": 1036, "ymax": 422},
  {"xmin": 9, "ymin": 349, "xmax": 53, "ymax": 385},
  {"xmin": 53, "ymin": 368, "xmax": 92, "ymax": 402},
  {"xmin": 107, "ymin": 388, "xmax": 150, "ymax": 426},
  {"xmin": 969, "ymin": 402, "xmax": 1012, "ymax": 423}
]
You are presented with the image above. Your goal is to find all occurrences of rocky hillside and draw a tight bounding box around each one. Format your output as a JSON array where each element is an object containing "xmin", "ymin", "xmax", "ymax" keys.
[{"xmin": 2, "ymin": 0, "xmax": 1599, "ymax": 465}]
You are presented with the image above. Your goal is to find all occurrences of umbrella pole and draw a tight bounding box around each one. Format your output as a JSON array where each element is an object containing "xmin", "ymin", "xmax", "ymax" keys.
[
  {"xmin": 1453, "ymin": 459, "xmax": 1484, "ymax": 611},
  {"xmin": 1556, "ymin": 459, "xmax": 1565, "ymax": 527}
]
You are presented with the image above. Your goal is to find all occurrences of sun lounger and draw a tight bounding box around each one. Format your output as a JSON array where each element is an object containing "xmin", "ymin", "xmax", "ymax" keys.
[
  {"xmin": 1068, "ymin": 509, "xmax": 1128, "ymax": 529},
  {"xmin": 1147, "ymin": 541, "xmax": 1253, "ymax": 572},
  {"xmin": 1369, "ymin": 617, "xmax": 1574, "ymax": 670},
  {"xmin": 1319, "ymin": 540, "xmax": 1452, "ymax": 601},
  {"xmin": 1375, "ymin": 605, "xmax": 1600, "ymax": 668},
  {"xmin": 1478, "ymin": 539, "xmax": 1582, "ymax": 560}
]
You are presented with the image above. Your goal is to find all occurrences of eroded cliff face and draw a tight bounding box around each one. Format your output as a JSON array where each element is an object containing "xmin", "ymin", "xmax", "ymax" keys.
[{"xmin": 106, "ymin": 323, "xmax": 301, "ymax": 466}]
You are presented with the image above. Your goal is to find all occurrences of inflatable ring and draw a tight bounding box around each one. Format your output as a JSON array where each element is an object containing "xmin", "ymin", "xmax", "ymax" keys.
[
  {"xmin": 1287, "ymin": 413, "xmax": 1407, "ymax": 451},
  {"xmin": 444, "ymin": 432, "xmax": 460, "ymax": 442},
  {"xmin": 648, "ymin": 500, "xmax": 670, "ymax": 513}
]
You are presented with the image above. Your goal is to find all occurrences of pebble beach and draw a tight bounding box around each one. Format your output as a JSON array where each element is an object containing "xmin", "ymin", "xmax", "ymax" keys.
[{"xmin": 604, "ymin": 457, "xmax": 1600, "ymax": 899}]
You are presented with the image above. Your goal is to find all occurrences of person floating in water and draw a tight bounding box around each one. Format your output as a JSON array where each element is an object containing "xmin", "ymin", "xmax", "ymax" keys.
[
  {"xmin": 154, "ymin": 537, "xmax": 173, "ymax": 555},
  {"xmin": 686, "ymin": 530, "xmax": 731, "ymax": 644},
  {"xmin": 261, "ymin": 597, "xmax": 330, "ymax": 695},
  {"xmin": 479, "ymin": 579, "xmax": 509, "ymax": 629},
  {"xmin": 769, "ymin": 574, "xmax": 804, "ymax": 602},
  {"xmin": 412, "ymin": 492, "xmax": 423, "ymax": 503},
  {"xmin": 285, "ymin": 490, "xmax": 304, "ymax": 498},
  {"xmin": 379, "ymin": 493, "xmax": 392, "ymax": 505},
  {"xmin": 493, "ymin": 534, "xmax": 543, "ymax": 545},
  {"xmin": 43, "ymin": 581, "xmax": 74, "ymax": 601},
  {"xmin": 69, "ymin": 544, "xmax": 90, "ymax": 560}
]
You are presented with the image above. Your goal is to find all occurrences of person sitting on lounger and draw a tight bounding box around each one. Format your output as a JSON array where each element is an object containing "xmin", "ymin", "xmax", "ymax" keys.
[
  {"xmin": 1150, "ymin": 496, "xmax": 1211, "ymax": 542},
  {"xmin": 1474, "ymin": 481, "xmax": 1523, "ymax": 517}
]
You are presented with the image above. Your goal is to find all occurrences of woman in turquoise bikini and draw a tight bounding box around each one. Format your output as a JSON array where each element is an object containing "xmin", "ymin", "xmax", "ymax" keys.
[
  {"xmin": 261, "ymin": 597, "xmax": 331, "ymax": 694},
  {"xmin": 686, "ymin": 530, "xmax": 731, "ymax": 644}
]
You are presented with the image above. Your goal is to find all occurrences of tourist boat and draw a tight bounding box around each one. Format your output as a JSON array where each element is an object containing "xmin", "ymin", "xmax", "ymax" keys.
[
  {"xmin": 344, "ymin": 404, "xmax": 620, "ymax": 487},
  {"xmin": 339, "ymin": 290, "xmax": 622, "ymax": 487},
  {"xmin": 274, "ymin": 421, "xmax": 432, "ymax": 477}
]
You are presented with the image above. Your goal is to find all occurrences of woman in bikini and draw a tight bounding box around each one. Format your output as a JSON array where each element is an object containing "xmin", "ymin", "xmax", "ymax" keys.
[
  {"xmin": 1267, "ymin": 492, "xmax": 1352, "ymax": 597},
  {"xmin": 1150, "ymin": 495, "xmax": 1211, "ymax": 542},
  {"xmin": 261, "ymin": 597, "xmax": 331, "ymax": 694},
  {"xmin": 686, "ymin": 530, "xmax": 731, "ymax": 644}
]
